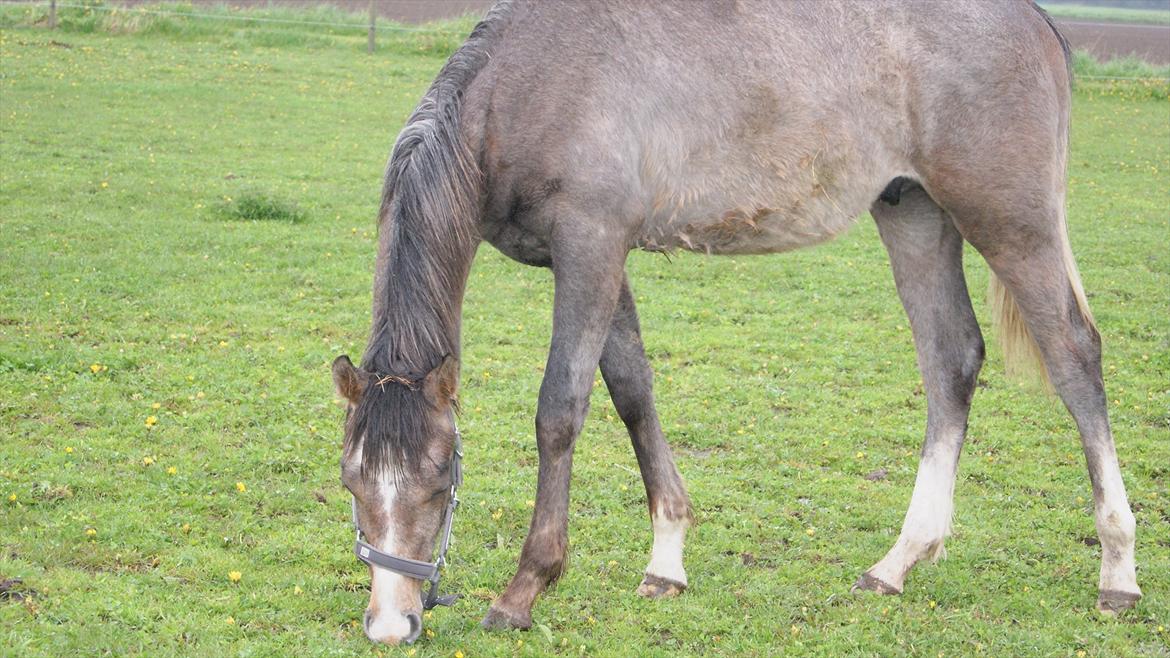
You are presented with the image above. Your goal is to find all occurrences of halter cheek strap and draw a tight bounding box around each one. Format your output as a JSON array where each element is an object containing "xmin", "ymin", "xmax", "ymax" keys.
[{"xmin": 352, "ymin": 427, "xmax": 463, "ymax": 610}]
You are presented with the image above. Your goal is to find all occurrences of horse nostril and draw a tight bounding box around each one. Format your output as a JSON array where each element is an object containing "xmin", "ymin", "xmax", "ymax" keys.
[
  {"xmin": 363, "ymin": 609, "xmax": 373, "ymax": 636},
  {"xmin": 403, "ymin": 612, "xmax": 422, "ymax": 644}
]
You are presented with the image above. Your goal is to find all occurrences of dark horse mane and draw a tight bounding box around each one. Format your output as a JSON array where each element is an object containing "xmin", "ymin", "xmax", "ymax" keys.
[{"xmin": 353, "ymin": 2, "xmax": 512, "ymax": 478}]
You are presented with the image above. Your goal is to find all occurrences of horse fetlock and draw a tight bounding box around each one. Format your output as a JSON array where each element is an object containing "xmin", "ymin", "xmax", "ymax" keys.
[
  {"xmin": 643, "ymin": 507, "xmax": 688, "ymax": 588},
  {"xmin": 861, "ymin": 532, "xmax": 945, "ymax": 594},
  {"xmin": 923, "ymin": 538, "xmax": 947, "ymax": 564},
  {"xmin": 1095, "ymin": 507, "xmax": 1136, "ymax": 546},
  {"xmin": 1096, "ymin": 550, "xmax": 1139, "ymax": 600}
]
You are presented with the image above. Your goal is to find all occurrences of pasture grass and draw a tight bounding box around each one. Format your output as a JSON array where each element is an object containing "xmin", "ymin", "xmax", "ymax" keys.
[
  {"xmin": 218, "ymin": 189, "xmax": 306, "ymax": 224},
  {"xmin": 2, "ymin": 10, "xmax": 1169, "ymax": 658},
  {"xmin": 1074, "ymin": 49, "xmax": 1170, "ymax": 80},
  {"xmin": 1039, "ymin": 2, "xmax": 1170, "ymax": 26}
]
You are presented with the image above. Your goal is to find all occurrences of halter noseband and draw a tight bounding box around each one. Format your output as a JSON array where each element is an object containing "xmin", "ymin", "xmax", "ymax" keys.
[{"xmin": 351, "ymin": 422, "xmax": 463, "ymax": 610}]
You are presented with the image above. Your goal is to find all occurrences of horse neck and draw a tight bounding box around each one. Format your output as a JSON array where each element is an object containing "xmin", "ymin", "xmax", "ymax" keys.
[{"xmin": 364, "ymin": 225, "xmax": 477, "ymax": 376}]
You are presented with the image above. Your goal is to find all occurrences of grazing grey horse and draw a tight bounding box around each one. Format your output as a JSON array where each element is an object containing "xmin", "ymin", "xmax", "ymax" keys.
[{"xmin": 331, "ymin": 0, "xmax": 1142, "ymax": 644}]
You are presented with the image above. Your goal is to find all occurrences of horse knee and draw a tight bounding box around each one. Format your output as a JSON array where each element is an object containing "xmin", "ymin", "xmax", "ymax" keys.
[
  {"xmin": 535, "ymin": 397, "xmax": 588, "ymax": 454},
  {"xmin": 1096, "ymin": 507, "xmax": 1136, "ymax": 547},
  {"xmin": 939, "ymin": 331, "xmax": 984, "ymax": 407},
  {"xmin": 956, "ymin": 334, "xmax": 985, "ymax": 400},
  {"xmin": 521, "ymin": 528, "xmax": 569, "ymax": 583}
]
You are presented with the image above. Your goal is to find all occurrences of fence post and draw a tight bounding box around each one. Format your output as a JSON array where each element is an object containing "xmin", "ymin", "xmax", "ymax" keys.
[
  {"xmin": 49, "ymin": 0, "xmax": 57, "ymax": 30},
  {"xmin": 367, "ymin": 1, "xmax": 376, "ymax": 53}
]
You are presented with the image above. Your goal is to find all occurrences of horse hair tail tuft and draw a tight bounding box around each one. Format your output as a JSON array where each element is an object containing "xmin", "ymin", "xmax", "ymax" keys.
[{"xmin": 987, "ymin": 217, "xmax": 1095, "ymax": 394}]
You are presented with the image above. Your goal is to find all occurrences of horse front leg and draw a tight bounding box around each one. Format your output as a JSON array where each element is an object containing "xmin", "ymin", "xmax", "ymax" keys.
[
  {"xmin": 600, "ymin": 274, "xmax": 692, "ymax": 598},
  {"xmin": 481, "ymin": 229, "xmax": 628, "ymax": 631}
]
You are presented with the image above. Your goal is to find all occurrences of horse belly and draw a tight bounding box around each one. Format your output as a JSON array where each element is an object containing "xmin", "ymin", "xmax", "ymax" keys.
[{"xmin": 636, "ymin": 172, "xmax": 871, "ymax": 256}]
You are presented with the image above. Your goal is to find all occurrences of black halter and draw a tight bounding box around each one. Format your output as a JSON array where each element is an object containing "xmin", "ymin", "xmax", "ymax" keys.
[{"xmin": 351, "ymin": 425, "xmax": 463, "ymax": 610}]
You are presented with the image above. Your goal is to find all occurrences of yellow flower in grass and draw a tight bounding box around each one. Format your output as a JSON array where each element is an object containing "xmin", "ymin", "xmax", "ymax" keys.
[
  {"xmin": 235, "ymin": 482, "xmax": 246, "ymax": 493},
  {"xmin": 151, "ymin": 402, "xmax": 161, "ymax": 410},
  {"xmin": 65, "ymin": 447, "xmax": 73, "ymax": 454},
  {"xmin": 225, "ymin": 616, "xmax": 235, "ymax": 625},
  {"xmin": 166, "ymin": 466, "xmax": 177, "ymax": 475},
  {"xmin": 86, "ymin": 528, "xmax": 96, "ymax": 537},
  {"xmin": 145, "ymin": 415, "xmax": 158, "ymax": 427},
  {"xmin": 228, "ymin": 571, "xmax": 242, "ymax": 583},
  {"xmin": 455, "ymin": 651, "xmax": 464, "ymax": 658},
  {"xmin": 7, "ymin": 493, "xmax": 15, "ymax": 503},
  {"xmin": 142, "ymin": 456, "xmax": 154, "ymax": 466},
  {"xmin": 90, "ymin": 363, "xmax": 102, "ymax": 373}
]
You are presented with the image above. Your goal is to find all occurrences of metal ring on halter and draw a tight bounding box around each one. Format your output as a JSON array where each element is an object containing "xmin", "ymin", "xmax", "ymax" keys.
[{"xmin": 352, "ymin": 425, "xmax": 463, "ymax": 610}]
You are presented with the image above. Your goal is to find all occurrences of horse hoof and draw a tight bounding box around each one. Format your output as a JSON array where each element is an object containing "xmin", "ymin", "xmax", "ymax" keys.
[
  {"xmin": 636, "ymin": 573, "xmax": 687, "ymax": 599},
  {"xmin": 1096, "ymin": 590, "xmax": 1141, "ymax": 615},
  {"xmin": 481, "ymin": 605, "xmax": 532, "ymax": 631},
  {"xmin": 851, "ymin": 572, "xmax": 902, "ymax": 596}
]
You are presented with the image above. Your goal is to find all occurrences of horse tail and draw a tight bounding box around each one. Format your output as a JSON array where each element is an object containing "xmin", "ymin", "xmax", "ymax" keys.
[
  {"xmin": 989, "ymin": 3, "xmax": 1090, "ymax": 390},
  {"xmin": 1030, "ymin": 0, "xmax": 1072, "ymax": 82},
  {"xmin": 988, "ymin": 234, "xmax": 1094, "ymax": 390}
]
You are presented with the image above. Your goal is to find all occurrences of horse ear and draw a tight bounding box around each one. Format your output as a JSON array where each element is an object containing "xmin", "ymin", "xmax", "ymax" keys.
[
  {"xmin": 332, "ymin": 355, "xmax": 366, "ymax": 405},
  {"xmin": 423, "ymin": 355, "xmax": 459, "ymax": 405}
]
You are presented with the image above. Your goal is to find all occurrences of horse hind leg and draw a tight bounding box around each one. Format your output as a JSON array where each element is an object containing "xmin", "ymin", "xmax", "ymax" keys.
[
  {"xmin": 854, "ymin": 184, "xmax": 985, "ymax": 595},
  {"xmin": 599, "ymin": 275, "xmax": 692, "ymax": 598},
  {"xmin": 934, "ymin": 170, "xmax": 1141, "ymax": 612}
]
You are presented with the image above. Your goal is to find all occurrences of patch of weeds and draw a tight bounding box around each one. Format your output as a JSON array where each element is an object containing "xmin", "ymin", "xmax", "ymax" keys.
[{"xmin": 217, "ymin": 190, "xmax": 306, "ymax": 223}]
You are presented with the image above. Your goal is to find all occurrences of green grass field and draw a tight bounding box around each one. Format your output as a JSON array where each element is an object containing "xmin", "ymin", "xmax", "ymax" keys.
[
  {"xmin": 1, "ymin": 6, "xmax": 1168, "ymax": 658},
  {"xmin": 1040, "ymin": 2, "xmax": 1170, "ymax": 26}
]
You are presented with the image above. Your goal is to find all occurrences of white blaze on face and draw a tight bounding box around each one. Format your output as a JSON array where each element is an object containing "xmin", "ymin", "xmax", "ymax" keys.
[
  {"xmin": 645, "ymin": 503, "xmax": 688, "ymax": 585},
  {"xmin": 363, "ymin": 476, "xmax": 421, "ymax": 644}
]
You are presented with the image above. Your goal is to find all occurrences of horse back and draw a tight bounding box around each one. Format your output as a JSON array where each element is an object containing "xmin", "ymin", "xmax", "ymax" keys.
[{"xmin": 464, "ymin": 0, "xmax": 1071, "ymax": 259}]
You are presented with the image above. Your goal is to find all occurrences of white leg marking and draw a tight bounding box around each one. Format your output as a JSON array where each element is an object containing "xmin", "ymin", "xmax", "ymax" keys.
[
  {"xmin": 1092, "ymin": 452, "xmax": 1140, "ymax": 597},
  {"xmin": 645, "ymin": 505, "xmax": 688, "ymax": 586},
  {"xmin": 867, "ymin": 453, "xmax": 957, "ymax": 588}
]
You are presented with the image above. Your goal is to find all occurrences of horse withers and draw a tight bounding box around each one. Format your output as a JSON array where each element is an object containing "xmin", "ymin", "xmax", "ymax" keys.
[{"xmin": 332, "ymin": 0, "xmax": 1142, "ymax": 644}]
